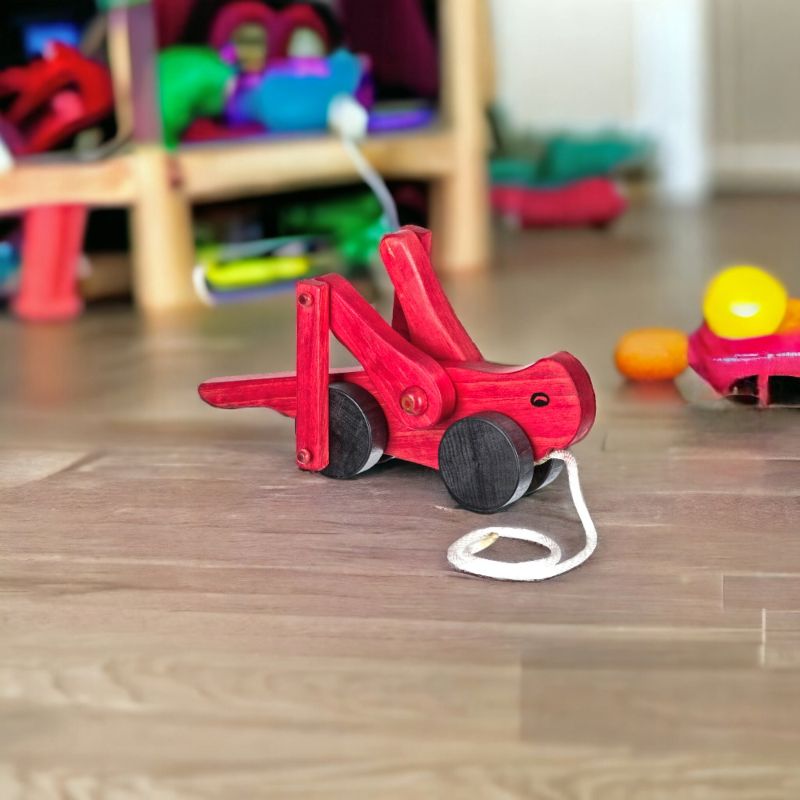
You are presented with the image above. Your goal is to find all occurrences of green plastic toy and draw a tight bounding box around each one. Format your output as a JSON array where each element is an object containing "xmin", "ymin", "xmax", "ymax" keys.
[
  {"xmin": 278, "ymin": 193, "xmax": 390, "ymax": 269},
  {"xmin": 194, "ymin": 193, "xmax": 391, "ymax": 301},
  {"xmin": 157, "ymin": 47, "xmax": 234, "ymax": 148}
]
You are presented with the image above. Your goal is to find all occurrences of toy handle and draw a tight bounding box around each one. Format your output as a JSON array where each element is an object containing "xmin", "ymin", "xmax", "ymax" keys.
[
  {"xmin": 319, "ymin": 273, "xmax": 456, "ymax": 430},
  {"xmin": 381, "ymin": 227, "xmax": 482, "ymax": 363}
]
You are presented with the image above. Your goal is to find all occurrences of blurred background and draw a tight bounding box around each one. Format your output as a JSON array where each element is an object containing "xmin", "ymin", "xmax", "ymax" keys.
[
  {"xmin": 492, "ymin": 0, "xmax": 799, "ymax": 199},
  {"xmin": 0, "ymin": 0, "xmax": 795, "ymax": 319}
]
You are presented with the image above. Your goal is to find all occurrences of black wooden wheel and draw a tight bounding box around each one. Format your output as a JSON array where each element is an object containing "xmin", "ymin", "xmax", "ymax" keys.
[
  {"xmin": 321, "ymin": 383, "xmax": 387, "ymax": 479},
  {"xmin": 438, "ymin": 412, "xmax": 534, "ymax": 514},
  {"xmin": 526, "ymin": 459, "xmax": 564, "ymax": 495}
]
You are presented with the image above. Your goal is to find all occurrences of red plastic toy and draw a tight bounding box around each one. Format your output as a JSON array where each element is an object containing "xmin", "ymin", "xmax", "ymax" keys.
[
  {"xmin": 12, "ymin": 205, "xmax": 87, "ymax": 323},
  {"xmin": 0, "ymin": 43, "xmax": 113, "ymax": 155},
  {"xmin": 210, "ymin": 2, "xmax": 332, "ymax": 60},
  {"xmin": 200, "ymin": 226, "xmax": 596, "ymax": 513},
  {"xmin": 491, "ymin": 177, "xmax": 627, "ymax": 229},
  {"xmin": 0, "ymin": 44, "xmax": 111, "ymax": 322},
  {"xmin": 688, "ymin": 324, "xmax": 800, "ymax": 407}
]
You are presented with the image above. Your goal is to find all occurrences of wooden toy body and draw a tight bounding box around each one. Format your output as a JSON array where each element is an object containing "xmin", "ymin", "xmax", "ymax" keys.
[
  {"xmin": 200, "ymin": 226, "xmax": 596, "ymax": 511},
  {"xmin": 689, "ymin": 323, "xmax": 800, "ymax": 406},
  {"xmin": 200, "ymin": 353, "xmax": 594, "ymax": 467}
]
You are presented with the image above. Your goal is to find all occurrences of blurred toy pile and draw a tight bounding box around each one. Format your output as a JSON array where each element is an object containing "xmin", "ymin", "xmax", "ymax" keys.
[
  {"xmin": 489, "ymin": 117, "xmax": 652, "ymax": 228},
  {"xmin": 194, "ymin": 190, "xmax": 391, "ymax": 304},
  {"xmin": 0, "ymin": 0, "xmax": 443, "ymax": 318},
  {"xmin": 0, "ymin": 16, "xmax": 111, "ymax": 317},
  {"xmin": 0, "ymin": 237, "xmax": 21, "ymax": 299},
  {"xmin": 158, "ymin": 0, "xmax": 436, "ymax": 148}
]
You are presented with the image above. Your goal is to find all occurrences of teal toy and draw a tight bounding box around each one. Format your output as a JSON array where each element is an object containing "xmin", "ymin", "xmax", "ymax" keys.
[
  {"xmin": 542, "ymin": 133, "xmax": 652, "ymax": 183},
  {"xmin": 490, "ymin": 117, "xmax": 652, "ymax": 187},
  {"xmin": 157, "ymin": 47, "xmax": 235, "ymax": 148},
  {"xmin": 489, "ymin": 158, "xmax": 540, "ymax": 186},
  {"xmin": 0, "ymin": 241, "xmax": 20, "ymax": 296},
  {"xmin": 96, "ymin": 0, "xmax": 149, "ymax": 8},
  {"xmin": 241, "ymin": 49, "xmax": 364, "ymax": 133}
]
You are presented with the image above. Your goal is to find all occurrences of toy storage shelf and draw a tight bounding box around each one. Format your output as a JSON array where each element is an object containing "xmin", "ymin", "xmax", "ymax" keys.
[
  {"xmin": 179, "ymin": 129, "xmax": 457, "ymax": 201},
  {"xmin": 0, "ymin": 157, "xmax": 136, "ymax": 210},
  {"xmin": 0, "ymin": 0, "xmax": 489, "ymax": 313},
  {"xmin": 0, "ymin": 129, "xmax": 455, "ymax": 210}
]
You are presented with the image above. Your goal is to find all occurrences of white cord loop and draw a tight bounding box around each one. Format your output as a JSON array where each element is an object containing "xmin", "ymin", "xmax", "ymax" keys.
[{"xmin": 447, "ymin": 450, "xmax": 597, "ymax": 581}]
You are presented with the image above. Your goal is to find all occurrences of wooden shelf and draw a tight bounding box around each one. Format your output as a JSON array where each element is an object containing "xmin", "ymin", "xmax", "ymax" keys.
[
  {"xmin": 179, "ymin": 128, "xmax": 455, "ymax": 202},
  {"xmin": 0, "ymin": 128, "xmax": 454, "ymax": 213},
  {"xmin": 0, "ymin": 155, "xmax": 136, "ymax": 214},
  {"xmin": 1, "ymin": 0, "xmax": 490, "ymax": 312}
]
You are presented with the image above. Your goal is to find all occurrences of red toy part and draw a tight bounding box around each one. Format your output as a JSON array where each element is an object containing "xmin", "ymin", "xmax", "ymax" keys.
[
  {"xmin": 296, "ymin": 279, "xmax": 330, "ymax": 471},
  {"xmin": 0, "ymin": 43, "xmax": 113, "ymax": 155},
  {"xmin": 491, "ymin": 177, "xmax": 627, "ymax": 229},
  {"xmin": 200, "ymin": 226, "xmax": 596, "ymax": 512},
  {"xmin": 182, "ymin": 117, "xmax": 266, "ymax": 143},
  {"xmin": 688, "ymin": 323, "xmax": 800, "ymax": 406},
  {"xmin": 13, "ymin": 205, "xmax": 87, "ymax": 322},
  {"xmin": 381, "ymin": 228, "xmax": 482, "ymax": 362},
  {"xmin": 210, "ymin": 1, "xmax": 276, "ymax": 50},
  {"xmin": 210, "ymin": 2, "xmax": 332, "ymax": 61}
]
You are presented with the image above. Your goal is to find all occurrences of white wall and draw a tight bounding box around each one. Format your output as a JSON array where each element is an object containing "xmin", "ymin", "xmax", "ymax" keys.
[
  {"xmin": 490, "ymin": 0, "xmax": 636, "ymax": 130},
  {"xmin": 712, "ymin": 0, "xmax": 800, "ymax": 188},
  {"xmin": 488, "ymin": 0, "xmax": 709, "ymax": 201}
]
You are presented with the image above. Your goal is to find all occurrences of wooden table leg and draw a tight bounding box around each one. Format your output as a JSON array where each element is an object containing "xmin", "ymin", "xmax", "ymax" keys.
[
  {"xmin": 130, "ymin": 146, "xmax": 198, "ymax": 313},
  {"xmin": 432, "ymin": 0, "xmax": 491, "ymax": 274}
]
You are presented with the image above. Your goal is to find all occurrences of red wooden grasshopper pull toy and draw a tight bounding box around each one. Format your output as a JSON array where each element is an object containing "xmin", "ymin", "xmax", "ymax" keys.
[{"xmin": 199, "ymin": 226, "xmax": 596, "ymax": 513}]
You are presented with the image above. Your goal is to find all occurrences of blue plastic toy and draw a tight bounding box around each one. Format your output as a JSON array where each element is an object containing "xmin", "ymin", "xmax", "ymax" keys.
[{"xmin": 240, "ymin": 49, "xmax": 364, "ymax": 133}]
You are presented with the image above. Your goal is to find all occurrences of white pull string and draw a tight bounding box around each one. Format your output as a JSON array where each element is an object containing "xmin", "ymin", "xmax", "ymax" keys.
[{"xmin": 447, "ymin": 450, "xmax": 598, "ymax": 581}]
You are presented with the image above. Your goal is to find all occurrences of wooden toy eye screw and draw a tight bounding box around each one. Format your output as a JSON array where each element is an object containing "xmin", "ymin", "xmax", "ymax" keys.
[{"xmin": 200, "ymin": 226, "xmax": 596, "ymax": 514}]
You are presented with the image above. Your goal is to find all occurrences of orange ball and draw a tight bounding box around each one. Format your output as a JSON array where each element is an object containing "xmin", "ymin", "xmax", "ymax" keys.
[
  {"xmin": 615, "ymin": 327, "xmax": 689, "ymax": 382},
  {"xmin": 777, "ymin": 297, "xmax": 800, "ymax": 333}
]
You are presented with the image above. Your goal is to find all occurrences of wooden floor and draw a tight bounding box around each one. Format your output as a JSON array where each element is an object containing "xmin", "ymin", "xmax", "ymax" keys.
[{"xmin": 1, "ymin": 196, "xmax": 800, "ymax": 798}]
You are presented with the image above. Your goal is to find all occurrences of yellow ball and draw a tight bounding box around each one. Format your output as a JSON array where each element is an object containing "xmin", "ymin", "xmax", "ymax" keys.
[{"xmin": 703, "ymin": 265, "xmax": 788, "ymax": 339}]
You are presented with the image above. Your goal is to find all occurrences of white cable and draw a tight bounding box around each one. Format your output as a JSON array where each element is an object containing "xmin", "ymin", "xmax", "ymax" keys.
[
  {"xmin": 0, "ymin": 136, "xmax": 14, "ymax": 173},
  {"xmin": 329, "ymin": 94, "xmax": 400, "ymax": 231},
  {"xmin": 192, "ymin": 263, "xmax": 217, "ymax": 306},
  {"xmin": 447, "ymin": 450, "xmax": 598, "ymax": 581},
  {"xmin": 341, "ymin": 136, "xmax": 400, "ymax": 231}
]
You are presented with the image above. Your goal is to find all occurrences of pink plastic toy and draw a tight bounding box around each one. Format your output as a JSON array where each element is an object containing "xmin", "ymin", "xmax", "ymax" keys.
[
  {"xmin": 688, "ymin": 323, "xmax": 800, "ymax": 406},
  {"xmin": 491, "ymin": 177, "xmax": 627, "ymax": 229},
  {"xmin": 13, "ymin": 205, "xmax": 87, "ymax": 322}
]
